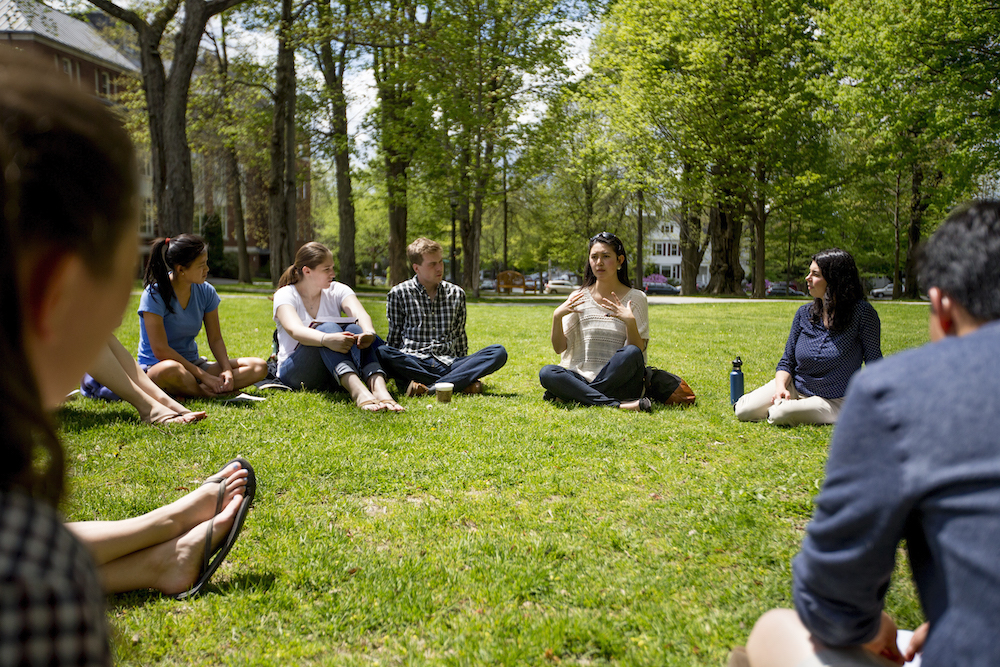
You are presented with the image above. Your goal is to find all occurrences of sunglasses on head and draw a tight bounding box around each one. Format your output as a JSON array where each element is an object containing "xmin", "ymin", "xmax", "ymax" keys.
[{"xmin": 589, "ymin": 232, "xmax": 624, "ymax": 253}]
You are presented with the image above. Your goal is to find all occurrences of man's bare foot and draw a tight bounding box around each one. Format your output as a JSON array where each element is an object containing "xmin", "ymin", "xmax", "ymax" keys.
[{"xmin": 155, "ymin": 493, "xmax": 243, "ymax": 596}]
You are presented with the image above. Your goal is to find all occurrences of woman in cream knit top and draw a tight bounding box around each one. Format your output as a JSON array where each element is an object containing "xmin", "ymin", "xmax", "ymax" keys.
[{"xmin": 539, "ymin": 232, "xmax": 651, "ymax": 412}]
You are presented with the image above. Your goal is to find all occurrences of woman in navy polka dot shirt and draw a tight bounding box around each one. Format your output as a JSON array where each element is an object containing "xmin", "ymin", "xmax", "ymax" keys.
[{"xmin": 735, "ymin": 248, "xmax": 882, "ymax": 425}]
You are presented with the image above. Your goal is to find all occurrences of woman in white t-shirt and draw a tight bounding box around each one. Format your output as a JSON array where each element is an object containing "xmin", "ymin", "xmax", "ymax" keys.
[
  {"xmin": 273, "ymin": 242, "xmax": 403, "ymax": 412},
  {"xmin": 539, "ymin": 232, "xmax": 652, "ymax": 412}
]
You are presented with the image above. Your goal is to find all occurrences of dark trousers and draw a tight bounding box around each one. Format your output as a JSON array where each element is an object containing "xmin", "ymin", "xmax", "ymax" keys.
[
  {"xmin": 376, "ymin": 344, "xmax": 507, "ymax": 393},
  {"xmin": 539, "ymin": 345, "xmax": 645, "ymax": 407},
  {"xmin": 278, "ymin": 322, "xmax": 385, "ymax": 391}
]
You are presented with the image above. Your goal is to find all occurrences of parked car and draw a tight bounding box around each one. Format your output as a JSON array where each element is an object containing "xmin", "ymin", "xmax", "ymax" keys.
[
  {"xmin": 544, "ymin": 279, "xmax": 577, "ymax": 295},
  {"xmin": 870, "ymin": 282, "xmax": 903, "ymax": 298},
  {"xmin": 766, "ymin": 284, "xmax": 805, "ymax": 297},
  {"xmin": 644, "ymin": 282, "xmax": 681, "ymax": 295},
  {"xmin": 480, "ymin": 278, "xmax": 496, "ymax": 291}
]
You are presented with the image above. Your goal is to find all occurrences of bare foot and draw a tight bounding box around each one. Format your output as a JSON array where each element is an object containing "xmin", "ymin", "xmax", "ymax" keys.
[
  {"xmin": 157, "ymin": 462, "xmax": 248, "ymax": 537},
  {"xmin": 155, "ymin": 393, "xmax": 207, "ymax": 423},
  {"xmin": 155, "ymin": 493, "xmax": 243, "ymax": 596},
  {"xmin": 145, "ymin": 408, "xmax": 207, "ymax": 425},
  {"xmin": 377, "ymin": 399, "xmax": 406, "ymax": 413}
]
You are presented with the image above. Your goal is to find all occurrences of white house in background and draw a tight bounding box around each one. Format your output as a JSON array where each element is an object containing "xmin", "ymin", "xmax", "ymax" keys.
[
  {"xmin": 645, "ymin": 219, "xmax": 712, "ymax": 287},
  {"xmin": 645, "ymin": 218, "xmax": 751, "ymax": 288}
]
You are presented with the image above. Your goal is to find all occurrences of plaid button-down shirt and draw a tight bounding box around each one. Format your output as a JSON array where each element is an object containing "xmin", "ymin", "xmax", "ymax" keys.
[
  {"xmin": 386, "ymin": 276, "xmax": 468, "ymax": 365},
  {"xmin": 0, "ymin": 491, "xmax": 111, "ymax": 666}
]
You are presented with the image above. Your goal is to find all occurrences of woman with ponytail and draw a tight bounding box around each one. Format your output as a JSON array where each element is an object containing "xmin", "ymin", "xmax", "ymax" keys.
[
  {"xmin": 273, "ymin": 242, "xmax": 404, "ymax": 412},
  {"xmin": 138, "ymin": 233, "xmax": 267, "ymax": 397}
]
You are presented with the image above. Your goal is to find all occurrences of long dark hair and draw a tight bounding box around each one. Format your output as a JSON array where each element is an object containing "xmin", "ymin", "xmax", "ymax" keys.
[
  {"xmin": 0, "ymin": 47, "xmax": 138, "ymax": 504},
  {"xmin": 277, "ymin": 242, "xmax": 334, "ymax": 289},
  {"xmin": 143, "ymin": 233, "xmax": 207, "ymax": 314},
  {"xmin": 810, "ymin": 248, "xmax": 865, "ymax": 331},
  {"xmin": 583, "ymin": 231, "xmax": 632, "ymax": 288}
]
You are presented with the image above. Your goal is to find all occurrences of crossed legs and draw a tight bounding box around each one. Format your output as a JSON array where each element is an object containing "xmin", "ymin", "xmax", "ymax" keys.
[{"xmin": 65, "ymin": 461, "xmax": 248, "ymax": 595}]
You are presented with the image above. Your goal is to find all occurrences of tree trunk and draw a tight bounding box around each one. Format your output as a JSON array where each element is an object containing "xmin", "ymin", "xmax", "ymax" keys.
[
  {"xmin": 678, "ymin": 164, "xmax": 707, "ymax": 296},
  {"xmin": 316, "ymin": 1, "xmax": 357, "ymax": 287},
  {"xmin": 268, "ymin": 0, "xmax": 297, "ymax": 285},
  {"xmin": 904, "ymin": 163, "xmax": 940, "ymax": 299},
  {"xmin": 635, "ymin": 188, "xmax": 644, "ymax": 289},
  {"xmin": 751, "ymin": 166, "xmax": 767, "ymax": 299},
  {"xmin": 706, "ymin": 198, "xmax": 745, "ymax": 295},
  {"xmin": 386, "ymin": 154, "xmax": 409, "ymax": 285},
  {"xmin": 226, "ymin": 146, "xmax": 251, "ymax": 283},
  {"xmin": 892, "ymin": 171, "xmax": 901, "ymax": 299},
  {"xmin": 86, "ymin": 0, "xmax": 251, "ymax": 237}
]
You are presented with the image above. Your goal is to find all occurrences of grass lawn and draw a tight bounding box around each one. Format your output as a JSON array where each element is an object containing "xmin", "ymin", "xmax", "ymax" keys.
[{"xmin": 59, "ymin": 294, "xmax": 930, "ymax": 666}]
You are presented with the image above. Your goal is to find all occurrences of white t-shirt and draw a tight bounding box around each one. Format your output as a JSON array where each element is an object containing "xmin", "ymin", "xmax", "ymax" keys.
[
  {"xmin": 559, "ymin": 287, "xmax": 650, "ymax": 381},
  {"xmin": 273, "ymin": 282, "xmax": 356, "ymax": 369}
]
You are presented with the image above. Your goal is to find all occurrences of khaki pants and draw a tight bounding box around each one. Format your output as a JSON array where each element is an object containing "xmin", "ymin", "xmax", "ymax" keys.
[{"xmin": 734, "ymin": 379, "xmax": 844, "ymax": 426}]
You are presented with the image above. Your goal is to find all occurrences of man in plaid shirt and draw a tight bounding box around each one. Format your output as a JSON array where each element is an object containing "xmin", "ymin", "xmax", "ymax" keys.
[{"xmin": 377, "ymin": 238, "xmax": 507, "ymax": 396}]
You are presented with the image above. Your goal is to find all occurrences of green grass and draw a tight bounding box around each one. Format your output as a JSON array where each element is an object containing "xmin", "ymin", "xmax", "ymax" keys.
[{"xmin": 59, "ymin": 297, "xmax": 930, "ymax": 665}]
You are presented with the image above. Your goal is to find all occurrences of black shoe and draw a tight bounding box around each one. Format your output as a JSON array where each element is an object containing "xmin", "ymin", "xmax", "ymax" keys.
[{"xmin": 254, "ymin": 378, "xmax": 292, "ymax": 391}]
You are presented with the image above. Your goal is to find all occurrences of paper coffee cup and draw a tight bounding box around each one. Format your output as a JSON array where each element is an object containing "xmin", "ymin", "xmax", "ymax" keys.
[{"xmin": 436, "ymin": 382, "xmax": 454, "ymax": 403}]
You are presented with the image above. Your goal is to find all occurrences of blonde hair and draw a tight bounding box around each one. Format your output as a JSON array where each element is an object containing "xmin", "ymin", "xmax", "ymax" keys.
[
  {"xmin": 277, "ymin": 242, "xmax": 334, "ymax": 288},
  {"xmin": 407, "ymin": 237, "xmax": 443, "ymax": 268}
]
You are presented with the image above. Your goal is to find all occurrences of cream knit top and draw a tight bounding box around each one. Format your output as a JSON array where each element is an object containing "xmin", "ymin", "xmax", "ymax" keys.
[{"xmin": 559, "ymin": 287, "xmax": 650, "ymax": 381}]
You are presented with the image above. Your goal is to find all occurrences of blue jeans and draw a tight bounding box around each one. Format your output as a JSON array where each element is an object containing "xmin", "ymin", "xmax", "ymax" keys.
[
  {"xmin": 376, "ymin": 344, "xmax": 508, "ymax": 393},
  {"xmin": 539, "ymin": 345, "xmax": 645, "ymax": 407},
  {"xmin": 278, "ymin": 322, "xmax": 385, "ymax": 391}
]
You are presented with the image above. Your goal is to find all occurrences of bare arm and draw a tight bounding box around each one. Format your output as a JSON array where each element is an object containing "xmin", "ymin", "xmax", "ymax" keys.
[
  {"xmin": 203, "ymin": 310, "xmax": 234, "ymax": 375},
  {"xmin": 341, "ymin": 294, "xmax": 378, "ymax": 349},
  {"xmin": 773, "ymin": 370, "xmax": 793, "ymax": 402},
  {"xmin": 551, "ymin": 291, "xmax": 585, "ymax": 354},
  {"xmin": 275, "ymin": 304, "xmax": 356, "ymax": 353}
]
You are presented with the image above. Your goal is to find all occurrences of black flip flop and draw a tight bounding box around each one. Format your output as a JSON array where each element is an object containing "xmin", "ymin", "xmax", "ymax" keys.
[{"xmin": 174, "ymin": 457, "xmax": 256, "ymax": 600}]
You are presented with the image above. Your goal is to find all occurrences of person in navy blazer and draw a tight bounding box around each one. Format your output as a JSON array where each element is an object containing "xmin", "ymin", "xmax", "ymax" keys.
[{"xmin": 739, "ymin": 201, "xmax": 1000, "ymax": 667}]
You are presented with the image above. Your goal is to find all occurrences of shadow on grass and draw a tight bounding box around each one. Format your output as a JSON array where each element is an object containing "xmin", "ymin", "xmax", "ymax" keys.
[
  {"xmin": 57, "ymin": 404, "xmax": 139, "ymax": 432},
  {"xmin": 108, "ymin": 572, "xmax": 278, "ymax": 610}
]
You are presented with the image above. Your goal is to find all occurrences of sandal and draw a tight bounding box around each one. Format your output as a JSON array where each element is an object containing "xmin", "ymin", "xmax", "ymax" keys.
[
  {"xmin": 147, "ymin": 411, "xmax": 197, "ymax": 426},
  {"xmin": 357, "ymin": 399, "xmax": 386, "ymax": 412},
  {"xmin": 378, "ymin": 399, "xmax": 406, "ymax": 413},
  {"xmin": 174, "ymin": 457, "xmax": 256, "ymax": 600}
]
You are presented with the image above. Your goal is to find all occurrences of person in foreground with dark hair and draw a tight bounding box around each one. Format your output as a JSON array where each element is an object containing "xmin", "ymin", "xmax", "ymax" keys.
[
  {"xmin": 735, "ymin": 201, "xmax": 1000, "ymax": 667},
  {"xmin": 735, "ymin": 248, "xmax": 882, "ymax": 425},
  {"xmin": 538, "ymin": 231, "xmax": 652, "ymax": 412},
  {"xmin": 0, "ymin": 47, "xmax": 255, "ymax": 664},
  {"xmin": 138, "ymin": 233, "xmax": 267, "ymax": 397}
]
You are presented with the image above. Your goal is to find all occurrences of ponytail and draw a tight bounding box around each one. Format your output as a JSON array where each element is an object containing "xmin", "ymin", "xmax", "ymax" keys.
[
  {"xmin": 277, "ymin": 264, "xmax": 302, "ymax": 288},
  {"xmin": 142, "ymin": 234, "xmax": 207, "ymax": 313}
]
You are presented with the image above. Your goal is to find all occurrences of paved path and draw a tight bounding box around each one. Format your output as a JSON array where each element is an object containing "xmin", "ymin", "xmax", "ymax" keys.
[{"xmin": 143, "ymin": 281, "xmax": 927, "ymax": 306}]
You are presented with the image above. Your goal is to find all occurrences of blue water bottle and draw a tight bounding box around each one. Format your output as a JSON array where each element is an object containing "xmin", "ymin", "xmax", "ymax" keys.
[{"xmin": 730, "ymin": 356, "xmax": 744, "ymax": 405}]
